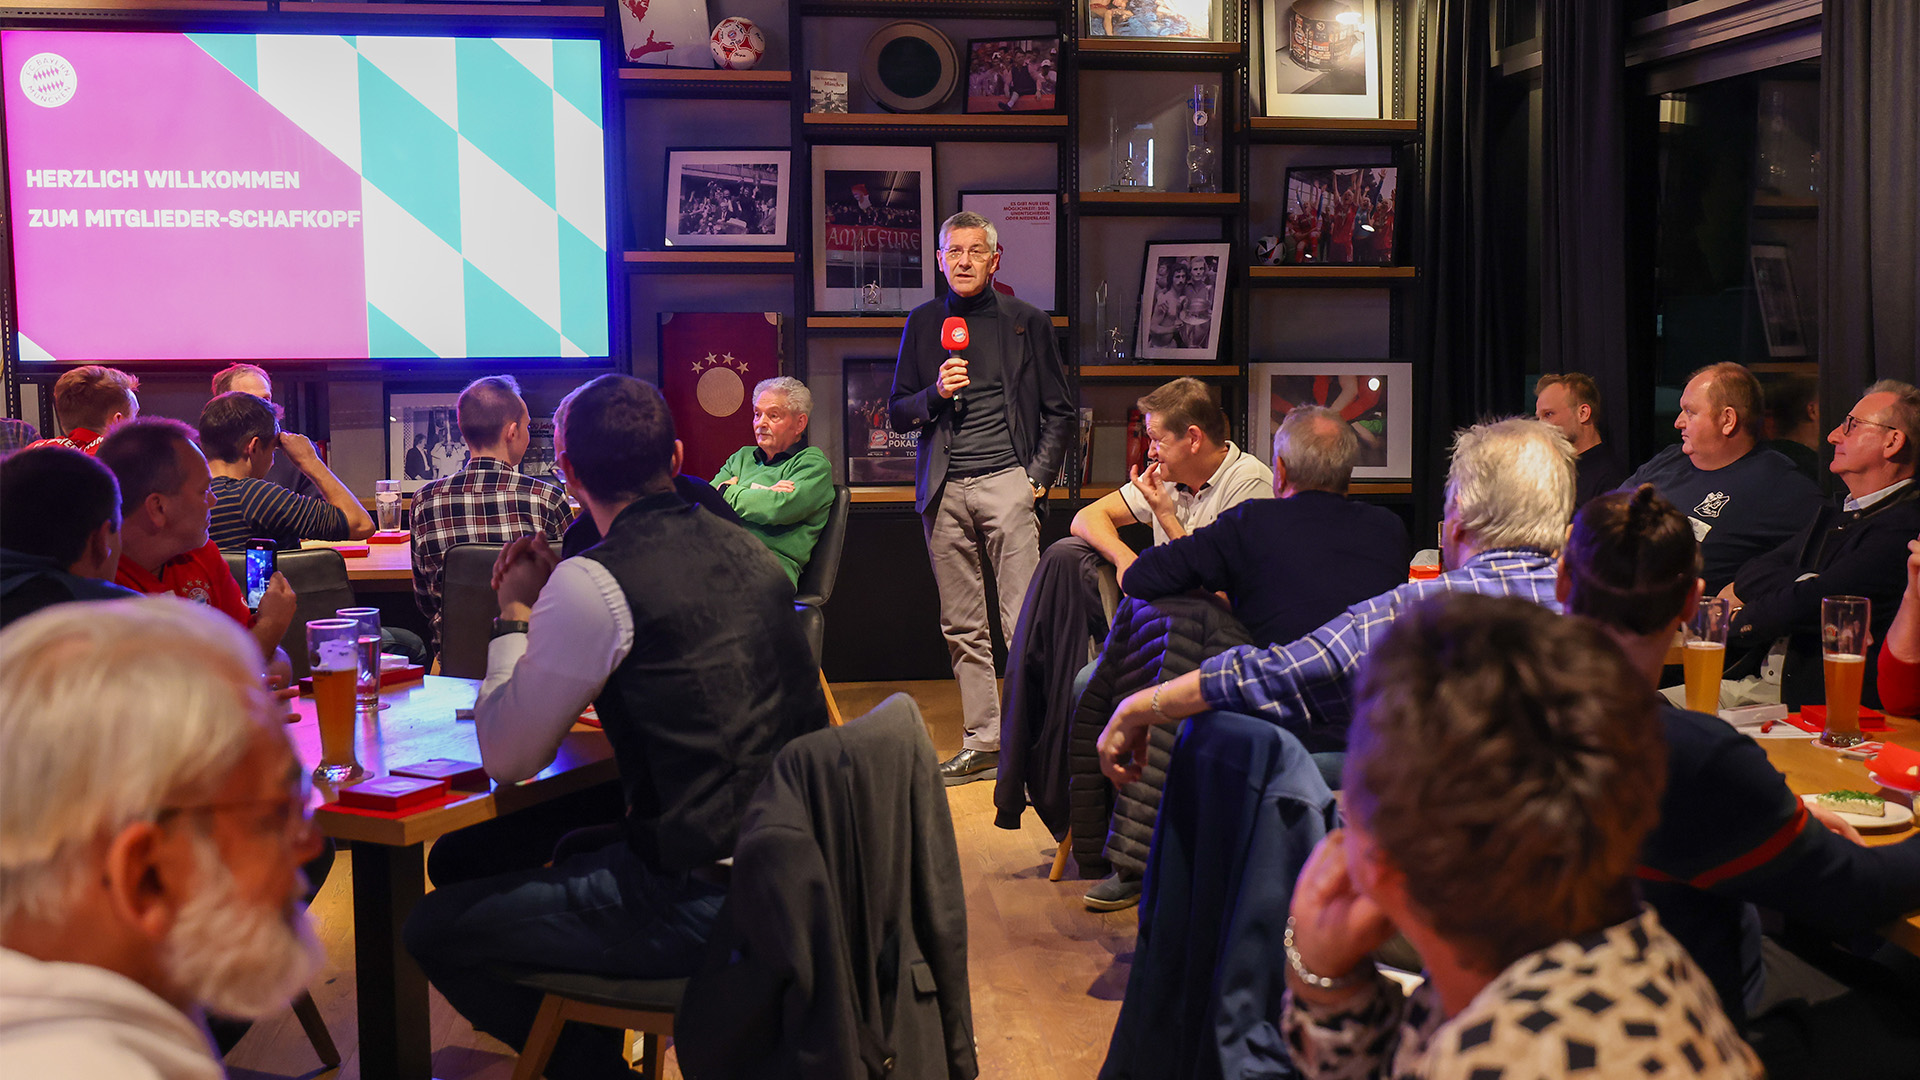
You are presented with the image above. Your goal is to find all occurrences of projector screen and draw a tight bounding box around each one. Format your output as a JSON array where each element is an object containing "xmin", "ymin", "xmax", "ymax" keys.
[{"xmin": 3, "ymin": 29, "xmax": 610, "ymax": 362}]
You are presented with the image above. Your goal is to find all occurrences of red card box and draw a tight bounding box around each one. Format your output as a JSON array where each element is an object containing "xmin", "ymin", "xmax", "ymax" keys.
[
  {"xmin": 334, "ymin": 543, "xmax": 370, "ymax": 558},
  {"xmin": 368, "ymin": 530, "xmax": 410, "ymax": 544},
  {"xmin": 336, "ymin": 775, "xmax": 449, "ymax": 812},
  {"xmin": 390, "ymin": 758, "xmax": 490, "ymax": 791},
  {"xmin": 297, "ymin": 665, "xmax": 425, "ymax": 695},
  {"xmin": 1794, "ymin": 705, "xmax": 1890, "ymax": 732}
]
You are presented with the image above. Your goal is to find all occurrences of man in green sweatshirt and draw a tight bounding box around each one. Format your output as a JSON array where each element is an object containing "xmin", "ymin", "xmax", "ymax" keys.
[{"xmin": 714, "ymin": 376, "xmax": 834, "ymax": 586}]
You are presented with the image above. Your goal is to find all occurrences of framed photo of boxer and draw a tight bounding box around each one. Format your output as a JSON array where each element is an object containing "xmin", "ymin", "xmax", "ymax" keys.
[
  {"xmin": 1248, "ymin": 362, "xmax": 1413, "ymax": 480},
  {"xmin": 1136, "ymin": 241, "xmax": 1230, "ymax": 361},
  {"xmin": 843, "ymin": 358, "xmax": 918, "ymax": 485},
  {"xmin": 1261, "ymin": 0, "xmax": 1381, "ymax": 119},
  {"xmin": 1280, "ymin": 164, "xmax": 1397, "ymax": 266},
  {"xmin": 811, "ymin": 144, "xmax": 937, "ymax": 313}
]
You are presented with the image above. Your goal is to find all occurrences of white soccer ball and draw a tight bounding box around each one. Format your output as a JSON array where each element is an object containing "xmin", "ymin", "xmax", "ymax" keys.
[{"xmin": 710, "ymin": 17, "xmax": 765, "ymax": 70}]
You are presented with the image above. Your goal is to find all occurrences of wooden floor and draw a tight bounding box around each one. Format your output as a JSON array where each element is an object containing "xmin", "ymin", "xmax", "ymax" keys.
[{"xmin": 227, "ymin": 679, "xmax": 1131, "ymax": 1080}]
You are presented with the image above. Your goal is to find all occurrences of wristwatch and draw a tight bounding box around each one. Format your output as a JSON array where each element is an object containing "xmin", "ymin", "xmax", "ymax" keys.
[{"xmin": 490, "ymin": 618, "xmax": 530, "ymax": 640}]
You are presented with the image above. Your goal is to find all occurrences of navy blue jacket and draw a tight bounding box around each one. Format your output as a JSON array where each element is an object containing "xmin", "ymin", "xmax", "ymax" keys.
[
  {"xmin": 0, "ymin": 548, "xmax": 139, "ymax": 630},
  {"xmin": 1618, "ymin": 444, "xmax": 1822, "ymax": 593},
  {"xmin": 1120, "ymin": 490, "xmax": 1411, "ymax": 647}
]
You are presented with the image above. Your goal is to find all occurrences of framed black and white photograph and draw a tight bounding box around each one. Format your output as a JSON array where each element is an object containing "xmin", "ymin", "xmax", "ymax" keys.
[
  {"xmin": 1087, "ymin": 0, "xmax": 1215, "ymax": 40},
  {"xmin": 663, "ymin": 148, "xmax": 790, "ymax": 248},
  {"xmin": 844, "ymin": 358, "xmax": 918, "ymax": 485},
  {"xmin": 811, "ymin": 144, "xmax": 937, "ymax": 313},
  {"xmin": 1262, "ymin": 0, "xmax": 1381, "ymax": 119},
  {"xmin": 1136, "ymin": 241, "xmax": 1230, "ymax": 361},
  {"xmin": 386, "ymin": 390, "xmax": 465, "ymax": 494},
  {"xmin": 1248, "ymin": 362, "xmax": 1413, "ymax": 479},
  {"xmin": 1749, "ymin": 243, "xmax": 1808, "ymax": 358},
  {"xmin": 1280, "ymin": 165, "xmax": 1397, "ymax": 266},
  {"xmin": 965, "ymin": 37, "xmax": 1061, "ymax": 113},
  {"xmin": 959, "ymin": 190, "xmax": 1058, "ymax": 312}
]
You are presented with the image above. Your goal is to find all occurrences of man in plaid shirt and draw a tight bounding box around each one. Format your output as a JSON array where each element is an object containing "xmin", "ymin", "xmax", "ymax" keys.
[
  {"xmin": 411, "ymin": 376, "xmax": 573, "ymax": 647},
  {"xmin": 1100, "ymin": 417, "xmax": 1575, "ymax": 777}
]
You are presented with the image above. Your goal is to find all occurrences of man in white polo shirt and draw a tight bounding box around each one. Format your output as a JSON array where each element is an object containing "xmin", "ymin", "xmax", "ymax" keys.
[{"xmin": 1071, "ymin": 377, "xmax": 1273, "ymax": 575}]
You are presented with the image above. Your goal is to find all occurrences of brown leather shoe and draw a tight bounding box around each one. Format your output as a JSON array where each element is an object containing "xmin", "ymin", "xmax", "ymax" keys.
[{"xmin": 939, "ymin": 748, "xmax": 999, "ymax": 786}]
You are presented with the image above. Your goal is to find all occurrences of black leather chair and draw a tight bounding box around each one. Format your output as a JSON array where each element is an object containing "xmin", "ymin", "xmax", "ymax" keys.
[
  {"xmin": 438, "ymin": 540, "xmax": 564, "ymax": 679},
  {"xmin": 792, "ymin": 486, "xmax": 850, "ymax": 725},
  {"xmin": 221, "ymin": 547, "xmax": 354, "ymax": 680}
]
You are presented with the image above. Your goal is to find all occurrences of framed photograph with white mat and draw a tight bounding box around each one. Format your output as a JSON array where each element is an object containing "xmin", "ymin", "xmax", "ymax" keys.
[
  {"xmin": 959, "ymin": 190, "xmax": 1058, "ymax": 312},
  {"xmin": 663, "ymin": 148, "xmax": 790, "ymax": 248},
  {"xmin": 1261, "ymin": 0, "xmax": 1381, "ymax": 119},
  {"xmin": 811, "ymin": 145, "xmax": 936, "ymax": 313},
  {"xmin": 1136, "ymin": 241, "xmax": 1230, "ymax": 361},
  {"xmin": 385, "ymin": 389, "xmax": 464, "ymax": 494},
  {"xmin": 1249, "ymin": 362, "xmax": 1412, "ymax": 479}
]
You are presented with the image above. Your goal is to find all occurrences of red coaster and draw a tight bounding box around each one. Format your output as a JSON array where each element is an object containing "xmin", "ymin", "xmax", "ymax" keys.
[
  {"xmin": 336, "ymin": 774, "xmax": 449, "ymax": 812},
  {"xmin": 1796, "ymin": 705, "xmax": 1890, "ymax": 732},
  {"xmin": 334, "ymin": 543, "xmax": 370, "ymax": 558},
  {"xmin": 368, "ymin": 530, "xmax": 410, "ymax": 544},
  {"xmin": 390, "ymin": 758, "xmax": 490, "ymax": 791}
]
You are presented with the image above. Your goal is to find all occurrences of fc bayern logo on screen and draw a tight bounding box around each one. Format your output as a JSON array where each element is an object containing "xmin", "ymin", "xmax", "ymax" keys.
[{"xmin": 20, "ymin": 52, "xmax": 76, "ymax": 108}]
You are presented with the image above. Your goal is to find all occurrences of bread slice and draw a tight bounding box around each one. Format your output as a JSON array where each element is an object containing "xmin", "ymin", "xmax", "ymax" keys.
[{"xmin": 1815, "ymin": 790, "xmax": 1888, "ymax": 818}]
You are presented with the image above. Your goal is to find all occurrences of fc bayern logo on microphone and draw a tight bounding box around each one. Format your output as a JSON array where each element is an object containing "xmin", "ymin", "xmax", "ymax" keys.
[{"xmin": 20, "ymin": 52, "xmax": 77, "ymax": 108}]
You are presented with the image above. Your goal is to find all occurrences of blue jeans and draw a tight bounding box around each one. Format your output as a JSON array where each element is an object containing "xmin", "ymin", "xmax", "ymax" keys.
[{"xmin": 403, "ymin": 838, "xmax": 726, "ymax": 1080}]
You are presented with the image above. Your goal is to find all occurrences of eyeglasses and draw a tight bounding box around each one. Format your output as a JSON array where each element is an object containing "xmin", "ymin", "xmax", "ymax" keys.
[
  {"xmin": 159, "ymin": 769, "xmax": 317, "ymax": 847},
  {"xmin": 943, "ymin": 247, "xmax": 994, "ymax": 263},
  {"xmin": 1841, "ymin": 414, "xmax": 1895, "ymax": 436}
]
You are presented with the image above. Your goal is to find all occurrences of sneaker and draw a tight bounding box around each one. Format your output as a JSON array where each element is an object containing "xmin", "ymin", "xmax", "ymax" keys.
[
  {"xmin": 1083, "ymin": 870, "xmax": 1143, "ymax": 911},
  {"xmin": 938, "ymin": 748, "xmax": 999, "ymax": 787}
]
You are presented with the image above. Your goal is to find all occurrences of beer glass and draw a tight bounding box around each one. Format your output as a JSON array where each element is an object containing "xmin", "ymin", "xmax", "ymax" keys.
[
  {"xmin": 307, "ymin": 619, "xmax": 363, "ymax": 782},
  {"xmin": 336, "ymin": 606, "xmax": 383, "ymax": 710},
  {"xmin": 1683, "ymin": 597, "xmax": 1733, "ymax": 715},
  {"xmin": 1821, "ymin": 595, "xmax": 1870, "ymax": 748}
]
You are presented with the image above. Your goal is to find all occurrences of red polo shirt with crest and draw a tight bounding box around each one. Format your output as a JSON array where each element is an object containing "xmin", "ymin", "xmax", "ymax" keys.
[{"xmin": 114, "ymin": 540, "xmax": 252, "ymax": 628}]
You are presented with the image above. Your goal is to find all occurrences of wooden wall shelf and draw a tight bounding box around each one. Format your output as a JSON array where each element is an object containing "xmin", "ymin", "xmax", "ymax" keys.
[
  {"xmin": 620, "ymin": 68, "xmax": 792, "ymax": 99},
  {"xmin": 624, "ymin": 251, "xmax": 795, "ymax": 273},
  {"xmin": 1249, "ymin": 265, "xmax": 1418, "ymax": 284},
  {"xmin": 1078, "ymin": 38, "xmax": 1245, "ymax": 70},
  {"xmin": 1077, "ymin": 191, "xmax": 1243, "ymax": 216},
  {"xmin": 277, "ymin": 2, "xmax": 601, "ymax": 15},
  {"xmin": 809, "ymin": 315, "xmax": 1068, "ymax": 331},
  {"xmin": 1080, "ymin": 365, "xmax": 1240, "ymax": 378}
]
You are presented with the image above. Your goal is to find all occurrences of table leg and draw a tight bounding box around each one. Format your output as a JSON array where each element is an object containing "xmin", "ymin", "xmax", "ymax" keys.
[{"xmin": 351, "ymin": 840, "xmax": 434, "ymax": 1080}]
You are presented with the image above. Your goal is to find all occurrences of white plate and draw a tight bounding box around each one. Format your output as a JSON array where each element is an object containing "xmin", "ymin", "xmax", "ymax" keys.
[{"xmin": 1803, "ymin": 794, "xmax": 1915, "ymax": 832}]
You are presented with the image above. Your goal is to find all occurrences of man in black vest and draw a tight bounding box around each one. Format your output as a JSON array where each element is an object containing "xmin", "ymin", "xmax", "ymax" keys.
[
  {"xmin": 892, "ymin": 210, "xmax": 1075, "ymax": 784},
  {"xmin": 404, "ymin": 374, "xmax": 827, "ymax": 1080}
]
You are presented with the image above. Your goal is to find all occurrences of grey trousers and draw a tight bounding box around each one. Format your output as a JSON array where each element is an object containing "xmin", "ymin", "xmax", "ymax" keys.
[{"xmin": 921, "ymin": 465, "xmax": 1042, "ymax": 752}]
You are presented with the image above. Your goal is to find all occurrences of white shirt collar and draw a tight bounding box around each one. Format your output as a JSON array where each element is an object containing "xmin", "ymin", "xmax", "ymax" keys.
[{"xmin": 1844, "ymin": 476, "xmax": 1914, "ymax": 512}]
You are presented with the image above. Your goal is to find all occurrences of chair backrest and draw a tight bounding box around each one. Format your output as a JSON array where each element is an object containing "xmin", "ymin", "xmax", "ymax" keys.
[
  {"xmin": 273, "ymin": 549, "xmax": 356, "ymax": 680},
  {"xmin": 793, "ymin": 484, "xmax": 851, "ymax": 608},
  {"xmin": 439, "ymin": 540, "xmax": 563, "ymax": 679},
  {"xmin": 793, "ymin": 602, "xmax": 824, "ymax": 669}
]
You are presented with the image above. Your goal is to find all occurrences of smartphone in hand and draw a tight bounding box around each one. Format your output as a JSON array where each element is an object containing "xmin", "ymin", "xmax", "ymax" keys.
[{"xmin": 244, "ymin": 538, "xmax": 276, "ymax": 610}]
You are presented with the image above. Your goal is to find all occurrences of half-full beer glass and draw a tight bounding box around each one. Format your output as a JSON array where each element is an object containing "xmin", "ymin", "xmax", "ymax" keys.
[
  {"xmin": 1821, "ymin": 595, "xmax": 1870, "ymax": 747},
  {"xmin": 336, "ymin": 606, "xmax": 382, "ymax": 709},
  {"xmin": 1684, "ymin": 597, "xmax": 1733, "ymax": 715},
  {"xmin": 307, "ymin": 618, "xmax": 363, "ymax": 782}
]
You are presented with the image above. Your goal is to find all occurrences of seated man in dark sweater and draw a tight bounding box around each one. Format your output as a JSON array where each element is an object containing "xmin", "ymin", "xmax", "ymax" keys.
[
  {"xmin": 1725, "ymin": 381, "xmax": 1920, "ymax": 708},
  {"xmin": 1534, "ymin": 371, "xmax": 1628, "ymax": 510},
  {"xmin": 1617, "ymin": 361, "xmax": 1821, "ymax": 593},
  {"xmin": 403, "ymin": 375, "xmax": 827, "ymax": 1080},
  {"xmin": 0, "ymin": 446, "xmax": 137, "ymax": 628},
  {"xmin": 1123, "ymin": 405, "xmax": 1409, "ymax": 647},
  {"xmin": 1563, "ymin": 486, "xmax": 1920, "ymax": 1077}
]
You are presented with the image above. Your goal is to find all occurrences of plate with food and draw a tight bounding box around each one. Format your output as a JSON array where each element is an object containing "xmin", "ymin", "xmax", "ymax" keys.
[
  {"xmin": 1864, "ymin": 743, "xmax": 1920, "ymax": 793},
  {"xmin": 1803, "ymin": 790, "xmax": 1914, "ymax": 832}
]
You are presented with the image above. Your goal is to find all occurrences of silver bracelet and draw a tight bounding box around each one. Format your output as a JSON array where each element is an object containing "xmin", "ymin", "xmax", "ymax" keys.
[
  {"xmin": 1150, "ymin": 682, "xmax": 1168, "ymax": 721},
  {"xmin": 1284, "ymin": 915, "xmax": 1372, "ymax": 990}
]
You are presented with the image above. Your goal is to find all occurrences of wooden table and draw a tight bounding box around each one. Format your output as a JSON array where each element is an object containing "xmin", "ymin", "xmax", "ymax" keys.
[
  {"xmin": 302, "ymin": 538, "xmax": 413, "ymax": 592},
  {"xmin": 287, "ymin": 676, "xmax": 616, "ymax": 1080},
  {"xmin": 1758, "ymin": 712, "xmax": 1920, "ymax": 956}
]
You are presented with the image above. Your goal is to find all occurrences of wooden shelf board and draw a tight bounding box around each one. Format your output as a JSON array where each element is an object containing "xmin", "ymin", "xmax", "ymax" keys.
[
  {"xmin": 805, "ymin": 112, "xmax": 1067, "ymax": 127},
  {"xmin": 286, "ymin": 2, "xmax": 602, "ymax": 15},
  {"xmin": 621, "ymin": 68, "xmax": 791, "ymax": 84},
  {"xmin": 0, "ymin": 0, "xmax": 265, "ymax": 9},
  {"xmin": 1080, "ymin": 365, "xmax": 1239, "ymax": 378},
  {"xmin": 1250, "ymin": 265, "xmax": 1417, "ymax": 280},
  {"xmin": 1349, "ymin": 482, "xmax": 1414, "ymax": 495},
  {"xmin": 1079, "ymin": 39, "xmax": 1242, "ymax": 56},
  {"xmin": 624, "ymin": 250, "xmax": 794, "ymax": 265},
  {"xmin": 1249, "ymin": 117, "xmax": 1419, "ymax": 132},
  {"xmin": 810, "ymin": 315, "xmax": 1067, "ymax": 330}
]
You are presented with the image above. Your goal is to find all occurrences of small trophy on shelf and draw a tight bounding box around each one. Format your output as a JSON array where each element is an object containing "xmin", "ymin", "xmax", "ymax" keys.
[{"xmin": 1187, "ymin": 83, "xmax": 1219, "ymax": 194}]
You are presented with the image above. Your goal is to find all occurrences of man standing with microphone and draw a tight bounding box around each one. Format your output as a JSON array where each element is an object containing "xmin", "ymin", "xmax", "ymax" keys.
[{"xmin": 893, "ymin": 210, "xmax": 1075, "ymax": 784}]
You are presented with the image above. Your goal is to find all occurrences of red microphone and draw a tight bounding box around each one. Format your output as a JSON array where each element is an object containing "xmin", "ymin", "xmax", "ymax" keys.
[{"xmin": 940, "ymin": 317, "xmax": 970, "ymax": 404}]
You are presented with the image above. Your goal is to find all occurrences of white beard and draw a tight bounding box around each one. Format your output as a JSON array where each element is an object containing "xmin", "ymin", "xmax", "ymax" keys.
[{"xmin": 159, "ymin": 835, "xmax": 325, "ymax": 1019}]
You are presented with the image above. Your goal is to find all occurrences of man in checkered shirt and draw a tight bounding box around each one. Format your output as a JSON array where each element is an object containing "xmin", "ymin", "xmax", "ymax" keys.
[
  {"xmin": 411, "ymin": 376, "xmax": 574, "ymax": 648},
  {"xmin": 1099, "ymin": 417, "xmax": 1575, "ymax": 773}
]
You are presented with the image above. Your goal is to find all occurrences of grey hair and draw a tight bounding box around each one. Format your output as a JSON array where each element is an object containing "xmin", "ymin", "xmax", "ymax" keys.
[
  {"xmin": 1445, "ymin": 418, "xmax": 1577, "ymax": 555},
  {"xmin": 1865, "ymin": 379, "xmax": 1920, "ymax": 463},
  {"xmin": 754, "ymin": 376, "xmax": 813, "ymax": 418},
  {"xmin": 0, "ymin": 597, "xmax": 272, "ymax": 926},
  {"xmin": 939, "ymin": 211, "xmax": 999, "ymax": 256},
  {"xmin": 1274, "ymin": 405, "xmax": 1358, "ymax": 493}
]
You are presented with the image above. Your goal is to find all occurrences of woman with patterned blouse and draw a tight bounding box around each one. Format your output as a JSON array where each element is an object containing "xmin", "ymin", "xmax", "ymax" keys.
[{"xmin": 1279, "ymin": 593, "xmax": 1761, "ymax": 1079}]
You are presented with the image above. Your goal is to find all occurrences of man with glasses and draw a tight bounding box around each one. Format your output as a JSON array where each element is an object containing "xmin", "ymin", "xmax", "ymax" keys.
[
  {"xmin": 0, "ymin": 597, "xmax": 325, "ymax": 1077},
  {"xmin": 892, "ymin": 210, "xmax": 1074, "ymax": 784},
  {"xmin": 1617, "ymin": 361, "xmax": 1821, "ymax": 593},
  {"xmin": 1723, "ymin": 381, "xmax": 1920, "ymax": 708}
]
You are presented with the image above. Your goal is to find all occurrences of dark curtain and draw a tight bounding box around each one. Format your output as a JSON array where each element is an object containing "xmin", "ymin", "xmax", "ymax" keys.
[
  {"xmin": 1412, "ymin": 0, "xmax": 1504, "ymax": 533},
  {"xmin": 1818, "ymin": 0, "xmax": 1920, "ymax": 428},
  {"xmin": 1539, "ymin": 0, "xmax": 1641, "ymax": 457}
]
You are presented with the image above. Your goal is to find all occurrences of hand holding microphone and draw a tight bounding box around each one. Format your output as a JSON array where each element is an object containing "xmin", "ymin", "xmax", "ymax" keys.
[{"xmin": 939, "ymin": 316, "xmax": 971, "ymax": 403}]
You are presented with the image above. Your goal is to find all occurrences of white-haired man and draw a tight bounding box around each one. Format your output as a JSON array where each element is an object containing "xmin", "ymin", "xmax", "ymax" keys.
[
  {"xmin": 0, "ymin": 597, "xmax": 325, "ymax": 1078},
  {"xmin": 892, "ymin": 209, "xmax": 1075, "ymax": 783},
  {"xmin": 712, "ymin": 376, "xmax": 834, "ymax": 587},
  {"xmin": 1100, "ymin": 417, "xmax": 1575, "ymax": 778}
]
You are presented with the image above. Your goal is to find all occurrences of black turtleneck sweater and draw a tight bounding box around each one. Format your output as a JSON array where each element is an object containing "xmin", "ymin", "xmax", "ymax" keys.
[{"xmin": 943, "ymin": 287, "xmax": 1020, "ymax": 476}]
